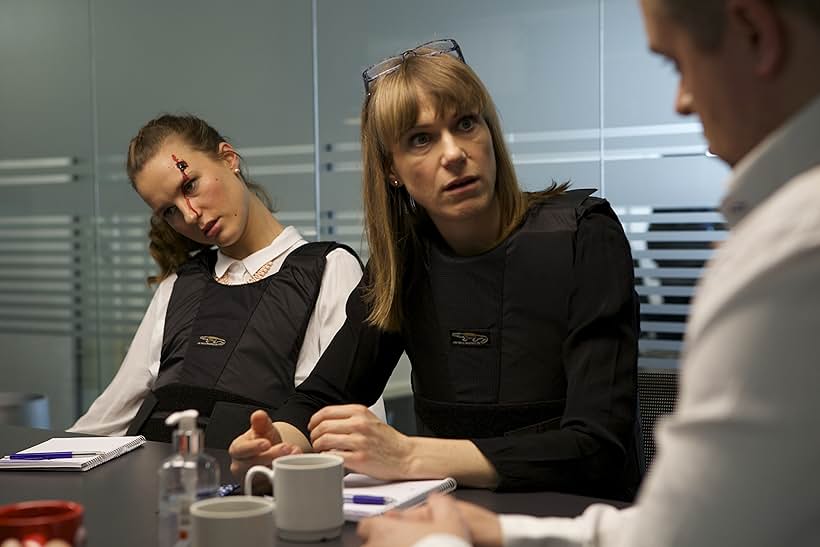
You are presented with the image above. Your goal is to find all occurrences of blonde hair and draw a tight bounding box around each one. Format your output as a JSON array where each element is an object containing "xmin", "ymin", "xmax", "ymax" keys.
[
  {"xmin": 126, "ymin": 114, "xmax": 272, "ymax": 285},
  {"xmin": 360, "ymin": 52, "xmax": 566, "ymax": 331}
]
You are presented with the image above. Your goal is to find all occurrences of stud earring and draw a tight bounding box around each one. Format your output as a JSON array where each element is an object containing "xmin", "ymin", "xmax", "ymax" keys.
[
  {"xmin": 234, "ymin": 168, "xmax": 241, "ymax": 174},
  {"xmin": 392, "ymin": 180, "xmax": 400, "ymax": 187}
]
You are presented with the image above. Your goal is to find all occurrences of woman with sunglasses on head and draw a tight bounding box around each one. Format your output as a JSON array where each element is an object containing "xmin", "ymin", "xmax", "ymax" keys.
[
  {"xmin": 230, "ymin": 40, "xmax": 641, "ymax": 498},
  {"xmin": 69, "ymin": 114, "xmax": 384, "ymax": 448}
]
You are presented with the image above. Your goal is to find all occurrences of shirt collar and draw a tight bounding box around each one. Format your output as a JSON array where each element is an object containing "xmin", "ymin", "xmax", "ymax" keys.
[
  {"xmin": 213, "ymin": 225, "xmax": 302, "ymax": 278},
  {"xmin": 721, "ymin": 94, "xmax": 820, "ymax": 227}
]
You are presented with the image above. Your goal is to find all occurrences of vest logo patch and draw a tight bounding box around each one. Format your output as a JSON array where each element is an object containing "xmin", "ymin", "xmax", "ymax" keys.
[
  {"xmin": 197, "ymin": 335, "xmax": 226, "ymax": 347},
  {"xmin": 450, "ymin": 331, "xmax": 490, "ymax": 347}
]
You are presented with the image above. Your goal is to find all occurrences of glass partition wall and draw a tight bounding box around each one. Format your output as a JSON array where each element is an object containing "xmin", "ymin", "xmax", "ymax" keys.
[{"xmin": 0, "ymin": 0, "xmax": 726, "ymax": 428}]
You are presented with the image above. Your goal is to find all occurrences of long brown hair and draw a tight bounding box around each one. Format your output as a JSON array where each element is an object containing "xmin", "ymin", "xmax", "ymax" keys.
[
  {"xmin": 126, "ymin": 114, "xmax": 272, "ymax": 285},
  {"xmin": 360, "ymin": 52, "xmax": 566, "ymax": 331}
]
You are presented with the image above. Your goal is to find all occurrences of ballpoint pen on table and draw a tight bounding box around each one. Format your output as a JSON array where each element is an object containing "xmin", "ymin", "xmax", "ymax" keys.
[
  {"xmin": 7, "ymin": 451, "xmax": 105, "ymax": 460},
  {"xmin": 343, "ymin": 495, "xmax": 394, "ymax": 505}
]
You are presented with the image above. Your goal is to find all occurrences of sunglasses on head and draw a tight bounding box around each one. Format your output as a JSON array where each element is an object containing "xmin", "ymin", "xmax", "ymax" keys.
[{"xmin": 362, "ymin": 38, "xmax": 465, "ymax": 94}]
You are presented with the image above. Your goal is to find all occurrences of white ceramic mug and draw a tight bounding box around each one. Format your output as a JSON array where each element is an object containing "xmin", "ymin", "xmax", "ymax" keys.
[
  {"xmin": 244, "ymin": 453, "xmax": 344, "ymax": 542},
  {"xmin": 189, "ymin": 496, "xmax": 274, "ymax": 547}
]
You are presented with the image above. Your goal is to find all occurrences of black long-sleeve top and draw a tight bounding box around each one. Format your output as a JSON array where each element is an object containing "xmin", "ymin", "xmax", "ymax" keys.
[{"xmin": 274, "ymin": 195, "xmax": 641, "ymax": 499}]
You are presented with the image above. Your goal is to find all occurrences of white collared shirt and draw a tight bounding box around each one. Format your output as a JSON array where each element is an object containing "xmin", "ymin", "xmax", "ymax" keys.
[
  {"xmin": 70, "ymin": 226, "xmax": 385, "ymax": 435},
  {"xmin": 414, "ymin": 95, "xmax": 820, "ymax": 547}
]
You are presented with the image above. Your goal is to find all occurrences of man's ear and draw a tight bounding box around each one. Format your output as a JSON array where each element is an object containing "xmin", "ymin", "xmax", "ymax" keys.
[
  {"xmin": 218, "ymin": 142, "xmax": 240, "ymax": 170},
  {"xmin": 727, "ymin": 0, "xmax": 786, "ymax": 78}
]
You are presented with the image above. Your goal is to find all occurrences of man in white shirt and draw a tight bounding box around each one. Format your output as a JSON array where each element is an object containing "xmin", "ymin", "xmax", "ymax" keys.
[{"xmin": 357, "ymin": 0, "xmax": 820, "ymax": 546}]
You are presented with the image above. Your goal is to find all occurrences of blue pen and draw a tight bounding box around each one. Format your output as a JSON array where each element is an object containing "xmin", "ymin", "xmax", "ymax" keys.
[
  {"xmin": 344, "ymin": 495, "xmax": 394, "ymax": 505},
  {"xmin": 8, "ymin": 451, "xmax": 104, "ymax": 460}
]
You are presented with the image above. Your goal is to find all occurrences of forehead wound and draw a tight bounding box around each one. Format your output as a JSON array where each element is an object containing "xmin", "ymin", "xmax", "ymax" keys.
[{"xmin": 171, "ymin": 154, "xmax": 190, "ymax": 182}]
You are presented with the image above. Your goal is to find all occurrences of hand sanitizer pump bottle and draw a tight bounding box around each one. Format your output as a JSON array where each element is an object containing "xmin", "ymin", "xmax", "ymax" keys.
[{"xmin": 158, "ymin": 409, "xmax": 220, "ymax": 547}]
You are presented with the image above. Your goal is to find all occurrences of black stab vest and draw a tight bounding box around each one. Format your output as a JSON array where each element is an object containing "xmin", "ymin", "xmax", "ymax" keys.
[
  {"xmin": 126, "ymin": 241, "xmax": 357, "ymax": 448},
  {"xmin": 406, "ymin": 189, "xmax": 606, "ymax": 437}
]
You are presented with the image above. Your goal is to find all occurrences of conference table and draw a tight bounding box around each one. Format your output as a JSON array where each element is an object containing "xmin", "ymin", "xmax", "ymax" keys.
[{"xmin": 0, "ymin": 424, "xmax": 628, "ymax": 546}]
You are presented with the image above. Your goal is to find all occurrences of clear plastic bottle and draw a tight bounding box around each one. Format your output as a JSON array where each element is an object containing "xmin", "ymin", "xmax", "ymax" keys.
[{"xmin": 158, "ymin": 409, "xmax": 220, "ymax": 547}]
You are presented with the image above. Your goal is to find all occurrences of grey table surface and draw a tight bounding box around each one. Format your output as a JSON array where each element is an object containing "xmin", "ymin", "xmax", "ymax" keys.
[{"xmin": 0, "ymin": 424, "xmax": 627, "ymax": 546}]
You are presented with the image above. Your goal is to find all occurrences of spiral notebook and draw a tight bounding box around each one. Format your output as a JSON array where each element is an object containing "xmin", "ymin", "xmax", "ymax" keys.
[
  {"xmin": 343, "ymin": 473, "xmax": 458, "ymax": 521},
  {"xmin": 0, "ymin": 436, "xmax": 146, "ymax": 471}
]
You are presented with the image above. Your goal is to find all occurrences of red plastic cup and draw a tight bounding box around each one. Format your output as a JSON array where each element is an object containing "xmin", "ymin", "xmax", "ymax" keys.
[{"xmin": 0, "ymin": 500, "xmax": 85, "ymax": 546}]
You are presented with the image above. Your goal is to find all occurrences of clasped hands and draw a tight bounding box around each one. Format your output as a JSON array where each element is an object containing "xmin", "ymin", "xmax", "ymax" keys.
[{"xmin": 229, "ymin": 404, "xmax": 414, "ymax": 480}]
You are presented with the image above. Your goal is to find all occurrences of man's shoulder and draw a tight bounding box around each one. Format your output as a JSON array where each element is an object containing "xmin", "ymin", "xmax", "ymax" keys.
[
  {"xmin": 740, "ymin": 165, "xmax": 820, "ymax": 250},
  {"xmin": 688, "ymin": 166, "xmax": 820, "ymax": 337}
]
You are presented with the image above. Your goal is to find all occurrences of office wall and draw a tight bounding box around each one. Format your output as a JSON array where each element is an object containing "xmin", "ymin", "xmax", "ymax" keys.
[{"xmin": 0, "ymin": 0, "xmax": 726, "ymax": 428}]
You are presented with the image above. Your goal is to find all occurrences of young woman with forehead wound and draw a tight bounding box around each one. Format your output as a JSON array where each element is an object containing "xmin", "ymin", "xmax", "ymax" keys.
[
  {"xmin": 69, "ymin": 114, "xmax": 384, "ymax": 448},
  {"xmin": 230, "ymin": 40, "xmax": 641, "ymax": 498}
]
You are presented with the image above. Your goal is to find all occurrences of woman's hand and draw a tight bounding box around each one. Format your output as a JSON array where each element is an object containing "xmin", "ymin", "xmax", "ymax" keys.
[
  {"xmin": 309, "ymin": 404, "xmax": 416, "ymax": 479},
  {"xmin": 228, "ymin": 410, "xmax": 301, "ymax": 479},
  {"xmin": 357, "ymin": 494, "xmax": 473, "ymax": 547}
]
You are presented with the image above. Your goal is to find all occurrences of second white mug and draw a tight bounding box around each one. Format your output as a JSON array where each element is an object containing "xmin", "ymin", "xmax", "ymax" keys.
[
  {"xmin": 190, "ymin": 496, "xmax": 274, "ymax": 547},
  {"xmin": 244, "ymin": 453, "xmax": 344, "ymax": 542}
]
